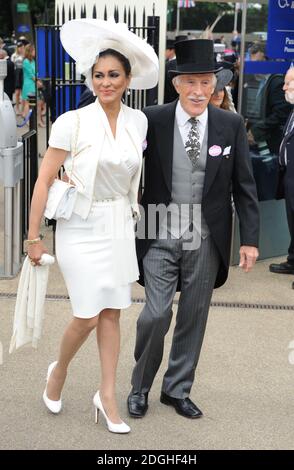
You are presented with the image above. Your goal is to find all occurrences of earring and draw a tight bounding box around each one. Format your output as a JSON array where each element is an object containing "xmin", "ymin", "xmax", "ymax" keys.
[
  {"xmin": 127, "ymin": 88, "xmax": 131, "ymax": 96},
  {"xmin": 92, "ymin": 91, "xmax": 96, "ymax": 97}
]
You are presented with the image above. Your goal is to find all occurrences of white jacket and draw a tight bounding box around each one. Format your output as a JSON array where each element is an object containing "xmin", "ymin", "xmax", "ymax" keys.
[{"xmin": 49, "ymin": 100, "xmax": 147, "ymax": 220}]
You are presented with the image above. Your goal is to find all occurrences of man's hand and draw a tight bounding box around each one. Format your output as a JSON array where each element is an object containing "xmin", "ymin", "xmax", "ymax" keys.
[{"xmin": 239, "ymin": 246, "xmax": 259, "ymax": 272}]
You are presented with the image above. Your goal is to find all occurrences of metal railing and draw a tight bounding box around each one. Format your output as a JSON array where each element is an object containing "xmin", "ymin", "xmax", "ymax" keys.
[
  {"xmin": 36, "ymin": 3, "xmax": 159, "ymax": 125},
  {"xmin": 0, "ymin": 59, "xmax": 24, "ymax": 277},
  {"xmin": 0, "ymin": 87, "xmax": 38, "ymax": 278},
  {"xmin": 21, "ymin": 95, "xmax": 38, "ymax": 242}
]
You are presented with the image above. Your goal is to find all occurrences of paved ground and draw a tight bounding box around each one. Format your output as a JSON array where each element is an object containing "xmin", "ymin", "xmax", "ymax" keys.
[
  {"xmin": 1, "ymin": 120, "xmax": 294, "ymax": 450},
  {"xmin": 1, "ymin": 240, "xmax": 294, "ymax": 450}
]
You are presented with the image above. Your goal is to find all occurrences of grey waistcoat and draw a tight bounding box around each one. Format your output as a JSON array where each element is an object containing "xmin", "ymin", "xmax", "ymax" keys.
[{"xmin": 160, "ymin": 119, "xmax": 210, "ymax": 240}]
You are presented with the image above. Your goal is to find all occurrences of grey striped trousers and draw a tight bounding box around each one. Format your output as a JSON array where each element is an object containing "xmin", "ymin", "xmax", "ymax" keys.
[{"xmin": 131, "ymin": 235, "xmax": 220, "ymax": 398}]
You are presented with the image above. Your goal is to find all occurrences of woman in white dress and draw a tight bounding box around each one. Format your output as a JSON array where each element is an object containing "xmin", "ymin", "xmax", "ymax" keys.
[{"xmin": 25, "ymin": 18, "xmax": 158, "ymax": 434}]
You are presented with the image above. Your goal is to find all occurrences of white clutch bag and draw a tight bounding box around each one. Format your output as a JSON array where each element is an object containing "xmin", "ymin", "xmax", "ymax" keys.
[
  {"xmin": 44, "ymin": 179, "xmax": 77, "ymax": 220},
  {"xmin": 44, "ymin": 111, "xmax": 80, "ymax": 221}
]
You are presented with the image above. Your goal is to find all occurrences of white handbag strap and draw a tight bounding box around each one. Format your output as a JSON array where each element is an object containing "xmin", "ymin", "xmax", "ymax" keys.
[{"xmin": 68, "ymin": 110, "xmax": 80, "ymax": 185}]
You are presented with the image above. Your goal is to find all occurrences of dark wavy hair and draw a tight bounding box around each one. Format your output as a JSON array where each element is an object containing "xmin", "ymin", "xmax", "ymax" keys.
[
  {"xmin": 220, "ymin": 88, "xmax": 231, "ymax": 111},
  {"xmin": 92, "ymin": 48, "xmax": 131, "ymax": 77}
]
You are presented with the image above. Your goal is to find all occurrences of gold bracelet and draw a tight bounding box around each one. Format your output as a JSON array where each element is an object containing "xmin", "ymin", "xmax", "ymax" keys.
[{"xmin": 23, "ymin": 234, "xmax": 44, "ymax": 252}]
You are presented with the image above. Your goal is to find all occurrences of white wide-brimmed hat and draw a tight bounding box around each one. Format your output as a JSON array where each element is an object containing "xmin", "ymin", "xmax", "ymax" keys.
[{"xmin": 60, "ymin": 18, "xmax": 159, "ymax": 90}]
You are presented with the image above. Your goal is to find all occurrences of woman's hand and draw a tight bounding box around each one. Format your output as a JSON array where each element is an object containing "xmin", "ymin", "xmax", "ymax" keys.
[
  {"xmin": 26, "ymin": 147, "xmax": 68, "ymax": 267},
  {"xmin": 27, "ymin": 241, "xmax": 48, "ymax": 266}
]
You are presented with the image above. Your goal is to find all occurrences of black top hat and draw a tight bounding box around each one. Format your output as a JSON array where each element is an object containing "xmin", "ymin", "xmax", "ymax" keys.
[
  {"xmin": 19, "ymin": 38, "xmax": 29, "ymax": 46},
  {"xmin": 169, "ymin": 39, "xmax": 222, "ymax": 78},
  {"xmin": 175, "ymin": 35, "xmax": 188, "ymax": 43},
  {"xmin": 223, "ymin": 51, "xmax": 237, "ymax": 64},
  {"xmin": 217, "ymin": 60, "xmax": 235, "ymax": 71},
  {"xmin": 166, "ymin": 39, "xmax": 175, "ymax": 49}
]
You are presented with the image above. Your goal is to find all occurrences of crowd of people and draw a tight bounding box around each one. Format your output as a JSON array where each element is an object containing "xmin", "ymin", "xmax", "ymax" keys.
[{"xmin": 0, "ymin": 35, "xmax": 46, "ymax": 126}]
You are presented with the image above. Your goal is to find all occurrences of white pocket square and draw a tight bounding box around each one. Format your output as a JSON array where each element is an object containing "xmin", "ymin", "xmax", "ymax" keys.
[{"xmin": 223, "ymin": 146, "xmax": 231, "ymax": 156}]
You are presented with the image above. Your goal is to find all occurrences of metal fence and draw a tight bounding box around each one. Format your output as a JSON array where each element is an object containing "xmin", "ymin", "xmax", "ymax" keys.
[
  {"xmin": 0, "ymin": 90, "xmax": 38, "ymax": 277},
  {"xmin": 21, "ymin": 97, "xmax": 38, "ymax": 242},
  {"xmin": 36, "ymin": 3, "xmax": 159, "ymax": 126}
]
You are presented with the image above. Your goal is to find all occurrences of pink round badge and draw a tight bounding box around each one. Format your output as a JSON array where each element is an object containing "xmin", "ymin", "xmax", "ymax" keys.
[{"xmin": 208, "ymin": 145, "xmax": 222, "ymax": 157}]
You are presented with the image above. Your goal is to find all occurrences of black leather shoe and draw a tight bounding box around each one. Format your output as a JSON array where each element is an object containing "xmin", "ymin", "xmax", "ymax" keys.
[
  {"xmin": 269, "ymin": 262, "xmax": 294, "ymax": 275},
  {"xmin": 127, "ymin": 391, "xmax": 148, "ymax": 418},
  {"xmin": 160, "ymin": 392, "xmax": 203, "ymax": 419}
]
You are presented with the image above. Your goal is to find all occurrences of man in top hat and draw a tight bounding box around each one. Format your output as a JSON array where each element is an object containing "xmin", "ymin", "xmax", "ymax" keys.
[
  {"xmin": 165, "ymin": 38, "xmax": 176, "ymax": 61},
  {"xmin": 164, "ymin": 35, "xmax": 188, "ymax": 104},
  {"xmin": 128, "ymin": 39, "xmax": 259, "ymax": 419}
]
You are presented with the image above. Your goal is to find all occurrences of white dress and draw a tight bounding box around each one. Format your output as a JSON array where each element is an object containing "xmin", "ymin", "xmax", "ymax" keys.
[{"xmin": 54, "ymin": 106, "xmax": 140, "ymax": 318}]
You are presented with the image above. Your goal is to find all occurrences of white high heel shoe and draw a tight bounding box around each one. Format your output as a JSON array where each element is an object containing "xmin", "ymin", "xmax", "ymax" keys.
[
  {"xmin": 93, "ymin": 391, "xmax": 130, "ymax": 434},
  {"xmin": 43, "ymin": 361, "xmax": 62, "ymax": 414}
]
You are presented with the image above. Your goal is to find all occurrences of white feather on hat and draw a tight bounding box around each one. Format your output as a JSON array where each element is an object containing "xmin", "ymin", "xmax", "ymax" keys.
[{"xmin": 60, "ymin": 18, "xmax": 159, "ymax": 90}]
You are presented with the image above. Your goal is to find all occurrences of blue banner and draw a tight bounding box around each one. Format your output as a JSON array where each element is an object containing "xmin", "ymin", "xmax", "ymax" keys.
[
  {"xmin": 267, "ymin": 0, "xmax": 294, "ymax": 59},
  {"xmin": 244, "ymin": 60, "xmax": 292, "ymax": 74},
  {"xmin": 17, "ymin": 24, "xmax": 30, "ymax": 33}
]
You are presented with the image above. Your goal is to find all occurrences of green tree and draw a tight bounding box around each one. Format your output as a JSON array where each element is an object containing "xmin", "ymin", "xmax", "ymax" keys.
[
  {"xmin": 246, "ymin": 5, "xmax": 268, "ymax": 33},
  {"xmin": 168, "ymin": 1, "xmax": 268, "ymax": 34},
  {"xmin": 0, "ymin": 0, "xmax": 55, "ymax": 42},
  {"xmin": 0, "ymin": 1, "xmax": 13, "ymax": 37},
  {"xmin": 28, "ymin": 0, "xmax": 55, "ymax": 24},
  {"xmin": 168, "ymin": 1, "xmax": 234, "ymax": 32}
]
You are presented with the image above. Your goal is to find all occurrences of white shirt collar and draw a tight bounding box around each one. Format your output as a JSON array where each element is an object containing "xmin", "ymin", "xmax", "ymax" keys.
[{"xmin": 176, "ymin": 100, "xmax": 208, "ymax": 129}]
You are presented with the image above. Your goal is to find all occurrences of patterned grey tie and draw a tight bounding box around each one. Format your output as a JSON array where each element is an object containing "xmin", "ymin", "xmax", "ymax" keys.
[{"xmin": 185, "ymin": 117, "xmax": 201, "ymax": 168}]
